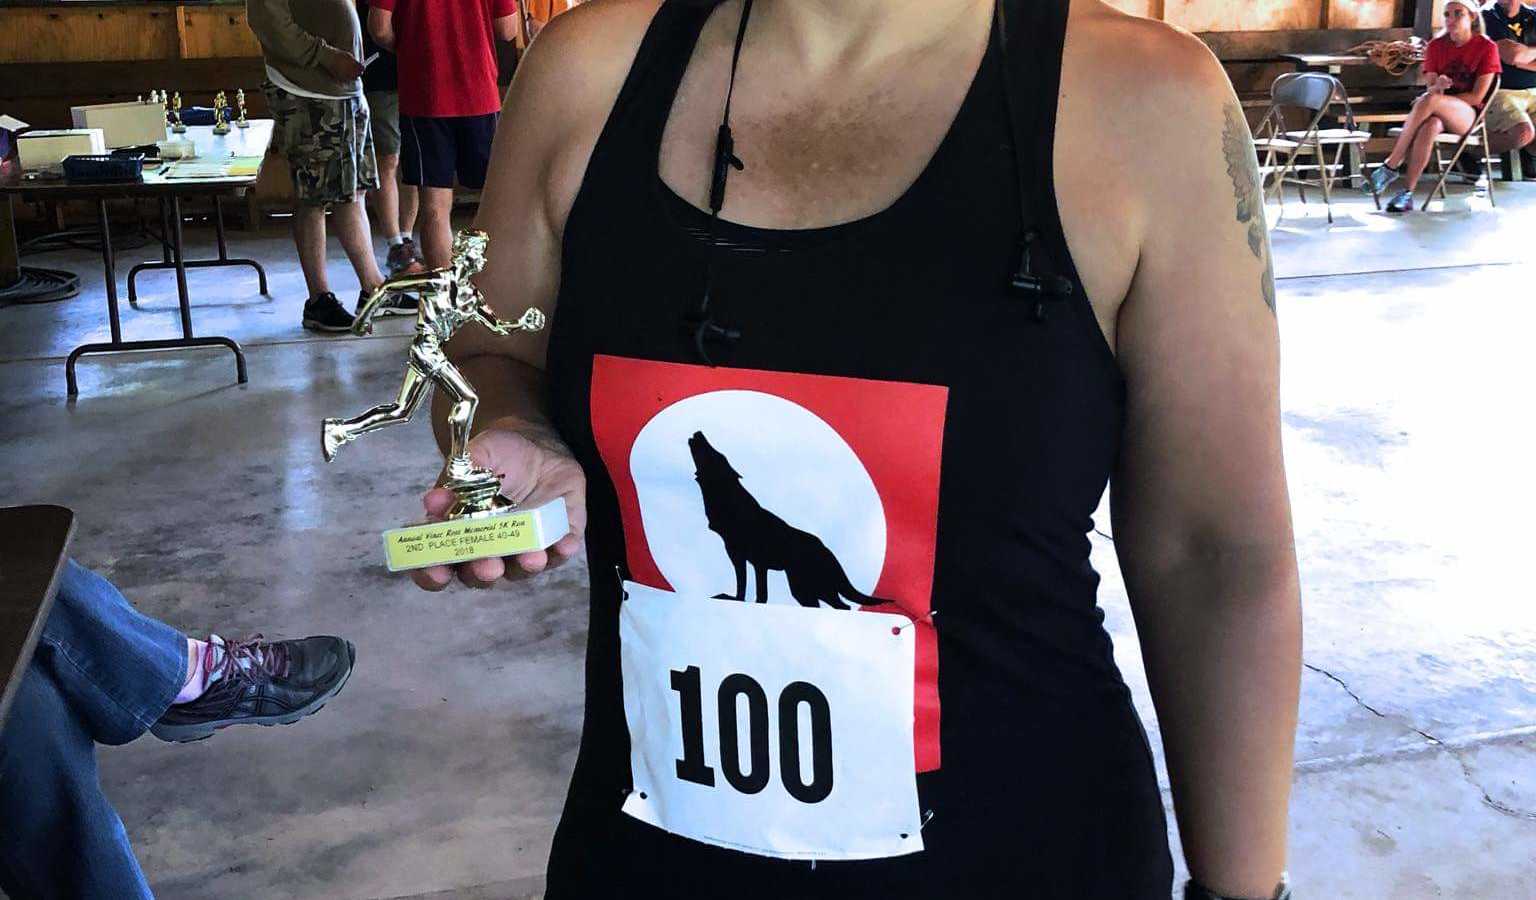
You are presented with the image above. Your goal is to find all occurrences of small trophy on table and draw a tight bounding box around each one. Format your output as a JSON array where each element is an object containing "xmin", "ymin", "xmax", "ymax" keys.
[
  {"xmin": 235, "ymin": 88, "xmax": 250, "ymax": 129},
  {"xmin": 170, "ymin": 92, "xmax": 187, "ymax": 133},
  {"xmin": 212, "ymin": 91, "xmax": 231, "ymax": 135},
  {"xmin": 320, "ymin": 229, "xmax": 566, "ymax": 573}
]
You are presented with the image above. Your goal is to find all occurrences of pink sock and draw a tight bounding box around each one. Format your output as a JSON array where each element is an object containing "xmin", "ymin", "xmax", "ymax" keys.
[{"xmin": 173, "ymin": 636, "xmax": 224, "ymax": 704}]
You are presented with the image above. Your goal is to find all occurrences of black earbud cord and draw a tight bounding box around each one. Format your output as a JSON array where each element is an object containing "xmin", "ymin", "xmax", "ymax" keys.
[{"xmin": 684, "ymin": 0, "xmax": 1074, "ymax": 366}]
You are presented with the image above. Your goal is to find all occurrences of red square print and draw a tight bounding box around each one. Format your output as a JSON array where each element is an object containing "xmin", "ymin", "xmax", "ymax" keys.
[{"xmin": 591, "ymin": 355, "xmax": 947, "ymax": 772}]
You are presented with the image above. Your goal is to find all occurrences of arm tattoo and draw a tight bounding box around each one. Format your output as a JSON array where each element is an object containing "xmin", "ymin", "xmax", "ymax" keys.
[{"xmin": 1222, "ymin": 104, "xmax": 1277, "ymax": 313}]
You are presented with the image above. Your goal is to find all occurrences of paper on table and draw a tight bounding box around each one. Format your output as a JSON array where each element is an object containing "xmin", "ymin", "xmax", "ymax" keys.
[{"xmin": 164, "ymin": 162, "xmax": 230, "ymax": 178}]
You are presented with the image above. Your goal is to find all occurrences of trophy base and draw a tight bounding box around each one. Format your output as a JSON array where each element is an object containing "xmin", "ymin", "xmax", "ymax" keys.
[
  {"xmin": 212, "ymin": 124, "xmax": 231, "ymax": 136},
  {"xmin": 381, "ymin": 497, "xmax": 569, "ymax": 573}
]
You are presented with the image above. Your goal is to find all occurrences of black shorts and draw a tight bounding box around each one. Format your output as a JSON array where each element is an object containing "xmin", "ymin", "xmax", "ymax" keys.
[{"xmin": 400, "ymin": 113, "xmax": 498, "ymax": 189}]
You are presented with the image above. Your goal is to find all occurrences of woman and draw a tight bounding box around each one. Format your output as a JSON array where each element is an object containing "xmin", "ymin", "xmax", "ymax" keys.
[
  {"xmin": 415, "ymin": 1, "xmax": 1301, "ymax": 898},
  {"xmin": 1368, "ymin": 0, "xmax": 1502, "ymax": 212}
]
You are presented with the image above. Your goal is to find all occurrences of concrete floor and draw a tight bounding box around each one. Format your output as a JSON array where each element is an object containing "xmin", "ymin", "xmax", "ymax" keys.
[{"xmin": 1, "ymin": 181, "xmax": 1534, "ymax": 898}]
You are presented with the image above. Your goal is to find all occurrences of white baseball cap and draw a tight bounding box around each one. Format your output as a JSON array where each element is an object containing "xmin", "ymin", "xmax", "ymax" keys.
[{"xmin": 1443, "ymin": 0, "xmax": 1482, "ymax": 16}]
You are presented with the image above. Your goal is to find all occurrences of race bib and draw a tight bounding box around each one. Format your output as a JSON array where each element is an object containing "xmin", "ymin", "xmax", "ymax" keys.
[{"xmin": 619, "ymin": 581, "xmax": 923, "ymax": 860}]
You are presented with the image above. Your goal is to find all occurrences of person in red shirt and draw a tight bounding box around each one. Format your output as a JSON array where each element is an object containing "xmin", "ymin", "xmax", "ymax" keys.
[
  {"xmin": 368, "ymin": 0, "xmax": 520, "ymax": 267},
  {"xmin": 1366, "ymin": 0, "xmax": 1501, "ymax": 211}
]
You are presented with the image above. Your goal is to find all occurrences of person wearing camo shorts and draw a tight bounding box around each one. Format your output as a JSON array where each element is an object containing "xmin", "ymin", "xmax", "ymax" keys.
[{"xmin": 248, "ymin": 0, "xmax": 399, "ymax": 332}]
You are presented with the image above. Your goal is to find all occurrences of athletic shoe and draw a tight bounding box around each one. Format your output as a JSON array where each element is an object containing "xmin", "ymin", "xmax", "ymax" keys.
[
  {"xmin": 301, "ymin": 292, "xmax": 356, "ymax": 333},
  {"xmin": 150, "ymin": 635, "xmax": 356, "ymax": 743},
  {"xmin": 386, "ymin": 240, "xmax": 426, "ymax": 277},
  {"xmin": 1366, "ymin": 163, "xmax": 1400, "ymax": 195},
  {"xmin": 356, "ymin": 288, "xmax": 419, "ymax": 318},
  {"xmin": 1385, "ymin": 189, "xmax": 1414, "ymax": 213},
  {"xmin": 1452, "ymin": 153, "xmax": 1484, "ymax": 184}
]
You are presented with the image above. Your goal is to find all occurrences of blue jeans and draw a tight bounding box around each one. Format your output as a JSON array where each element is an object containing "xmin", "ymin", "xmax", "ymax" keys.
[{"xmin": 0, "ymin": 560, "xmax": 186, "ymax": 900}]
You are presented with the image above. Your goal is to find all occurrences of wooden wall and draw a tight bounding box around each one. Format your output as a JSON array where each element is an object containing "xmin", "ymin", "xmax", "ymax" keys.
[
  {"xmin": 1106, "ymin": 0, "xmax": 1406, "ymax": 32},
  {"xmin": 0, "ymin": 4, "xmax": 260, "ymax": 64}
]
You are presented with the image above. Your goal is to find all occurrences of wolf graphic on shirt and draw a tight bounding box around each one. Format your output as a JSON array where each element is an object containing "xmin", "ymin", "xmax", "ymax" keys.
[{"xmin": 688, "ymin": 431, "xmax": 893, "ymax": 610}]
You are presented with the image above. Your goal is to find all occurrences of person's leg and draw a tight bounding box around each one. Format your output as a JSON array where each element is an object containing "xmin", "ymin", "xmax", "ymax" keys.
[
  {"xmin": 400, "ymin": 180, "xmax": 420, "ymax": 237},
  {"xmin": 369, "ymin": 153, "xmax": 402, "ymax": 242},
  {"xmin": 32, "ymin": 560, "xmax": 187, "ymax": 747},
  {"xmin": 1488, "ymin": 123, "xmax": 1536, "ymax": 154},
  {"xmin": 264, "ymin": 81, "xmax": 334, "ymax": 303},
  {"xmin": 1402, "ymin": 117, "xmax": 1446, "ymax": 190},
  {"xmin": 293, "ymin": 202, "xmax": 332, "ymax": 299},
  {"xmin": 1403, "ymin": 99, "xmax": 1477, "ymax": 188},
  {"xmin": 332, "ymin": 196, "xmax": 385, "ymax": 293},
  {"xmin": 0, "ymin": 666, "xmax": 154, "ymax": 900},
  {"xmin": 1383, "ymin": 96, "xmax": 1437, "ymax": 169},
  {"xmin": 365, "ymin": 89, "xmax": 403, "ymax": 246},
  {"xmin": 339, "ymin": 96, "xmax": 384, "ymax": 292},
  {"xmin": 401, "ymin": 114, "xmax": 459, "ymax": 268},
  {"xmin": 417, "ymin": 186, "xmax": 456, "ymax": 268}
]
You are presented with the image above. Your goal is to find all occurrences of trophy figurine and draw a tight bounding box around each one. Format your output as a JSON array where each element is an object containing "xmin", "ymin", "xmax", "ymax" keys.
[
  {"xmin": 235, "ymin": 88, "xmax": 250, "ymax": 129},
  {"xmin": 321, "ymin": 229, "xmax": 566, "ymax": 572},
  {"xmin": 170, "ymin": 92, "xmax": 187, "ymax": 133},
  {"xmin": 212, "ymin": 91, "xmax": 231, "ymax": 135}
]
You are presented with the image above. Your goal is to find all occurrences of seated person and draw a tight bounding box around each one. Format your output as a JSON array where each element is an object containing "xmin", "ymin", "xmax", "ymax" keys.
[
  {"xmin": 1367, "ymin": 0, "xmax": 1501, "ymax": 211},
  {"xmin": 1484, "ymin": 0, "xmax": 1536, "ymax": 171},
  {"xmin": 0, "ymin": 561, "xmax": 355, "ymax": 899}
]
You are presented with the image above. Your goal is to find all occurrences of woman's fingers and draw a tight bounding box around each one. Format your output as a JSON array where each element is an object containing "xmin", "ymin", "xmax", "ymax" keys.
[
  {"xmin": 412, "ymin": 564, "xmax": 454, "ymax": 592},
  {"xmin": 423, "ymin": 487, "xmax": 456, "ymax": 520}
]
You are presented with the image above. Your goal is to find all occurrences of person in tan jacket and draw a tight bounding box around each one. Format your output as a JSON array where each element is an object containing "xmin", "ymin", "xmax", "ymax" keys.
[{"xmin": 247, "ymin": 0, "xmax": 400, "ymax": 332}]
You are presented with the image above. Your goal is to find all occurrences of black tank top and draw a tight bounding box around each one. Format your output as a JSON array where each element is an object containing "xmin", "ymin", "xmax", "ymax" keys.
[{"xmin": 542, "ymin": 2, "xmax": 1174, "ymax": 896}]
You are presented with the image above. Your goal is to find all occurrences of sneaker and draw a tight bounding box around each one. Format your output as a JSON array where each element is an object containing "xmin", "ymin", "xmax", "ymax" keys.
[
  {"xmin": 1452, "ymin": 153, "xmax": 1484, "ymax": 184},
  {"xmin": 151, "ymin": 635, "xmax": 356, "ymax": 743},
  {"xmin": 355, "ymin": 288, "xmax": 419, "ymax": 318},
  {"xmin": 302, "ymin": 292, "xmax": 356, "ymax": 333},
  {"xmin": 1366, "ymin": 163, "xmax": 1401, "ymax": 195},
  {"xmin": 1385, "ymin": 189, "xmax": 1415, "ymax": 213},
  {"xmin": 386, "ymin": 240, "xmax": 426, "ymax": 277}
]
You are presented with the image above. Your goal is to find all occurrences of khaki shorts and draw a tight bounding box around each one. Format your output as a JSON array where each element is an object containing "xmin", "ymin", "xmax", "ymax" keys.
[
  {"xmin": 1487, "ymin": 87, "xmax": 1536, "ymax": 135},
  {"xmin": 263, "ymin": 82, "xmax": 380, "ymax": 207},
  {"xmin": 366, "ymin": 90, "xmax": 401, "ymax": 157}
]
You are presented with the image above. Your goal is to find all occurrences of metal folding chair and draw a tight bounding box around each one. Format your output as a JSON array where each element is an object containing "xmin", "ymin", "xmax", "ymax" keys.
[
  {"xmin": 1423, "ymin": 73, "xmax": 1502, "ymax": 208},
  {"xmin": 1254, "ymin": 72, "xmax": 1378, "ymax": 223}
]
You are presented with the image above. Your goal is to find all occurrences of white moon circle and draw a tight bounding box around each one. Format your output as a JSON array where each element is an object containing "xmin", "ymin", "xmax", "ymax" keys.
[{"xmin": 628, "ymin": 389, "xmax": 887, "ymax": 605}]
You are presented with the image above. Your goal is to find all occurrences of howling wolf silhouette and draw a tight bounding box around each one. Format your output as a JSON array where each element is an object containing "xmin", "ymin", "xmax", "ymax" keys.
[{"xmin": 687, "ymin": 431, "xmax": 892, "ymax": 610}]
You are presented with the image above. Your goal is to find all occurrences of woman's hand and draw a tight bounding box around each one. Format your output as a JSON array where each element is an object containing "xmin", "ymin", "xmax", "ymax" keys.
[
  {"xmin": 1428, "ymin": 73, "xmax": 1453, "ymax": 95},
  {"xmin": 410, "ymin": 425, "xmax": 587, "ymax": 591}
]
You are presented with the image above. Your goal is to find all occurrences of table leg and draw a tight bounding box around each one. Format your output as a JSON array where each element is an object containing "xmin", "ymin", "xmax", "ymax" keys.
[
  {"xmin": 63, "ymin": 195, "xmax": 249, "ymax": 398},
  {"xmin": 127, "ymin": 197, "xmax": 174, "ymax": 308},
  {"xmin": 126, "ymin": 195, "xmax": 269, "ymax": 303},
  {"xmin": 170, "ymin": 195, "xmax": 193, "ymax": 340}
]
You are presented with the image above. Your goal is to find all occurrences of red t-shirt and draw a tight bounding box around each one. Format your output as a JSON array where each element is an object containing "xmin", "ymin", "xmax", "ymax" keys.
[
  {"xmin": 1424, "ymin": 34, "xmax": 1502, "ymax": 97},
  {"xmin": 373, "ymin": 0, "xmax": 518, "ymax": 118}
]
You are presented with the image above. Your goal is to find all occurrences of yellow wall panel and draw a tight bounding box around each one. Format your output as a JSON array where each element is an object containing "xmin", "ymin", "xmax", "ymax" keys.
[
  {"xmin": 178, "ymin": 6, "xmax": 263, "ymax": 59},
  {"xmin": 0, "ymin": 7, "xmax": 179, "ymax": 63},
  {"xmin": 1165, "ymin": 0, "xmax": 1322, "ymax": 32},
  {"xmin": 1104, "ymin": 0, "xmax": 1163, "ymax": 19},
  {"xmin": 1327, "ymin": 0, "xmax": 1400, "ymax": 28}
]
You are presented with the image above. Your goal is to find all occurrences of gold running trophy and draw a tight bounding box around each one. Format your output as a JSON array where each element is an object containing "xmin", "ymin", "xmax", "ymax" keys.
[
  {"xmin": 321, "ymin": 229, "xmax": 567, "ymax": 572},
  {"xmin": 234, "ymin": 89, "xmax": 250, "ymax": 129},
  {"xmin": 169, "ymin": 92, "xmax": 187, "ymax": 133},
  {"xmin": 212, "ymin": 91, "xmax": 231, "ymax": 135}
]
